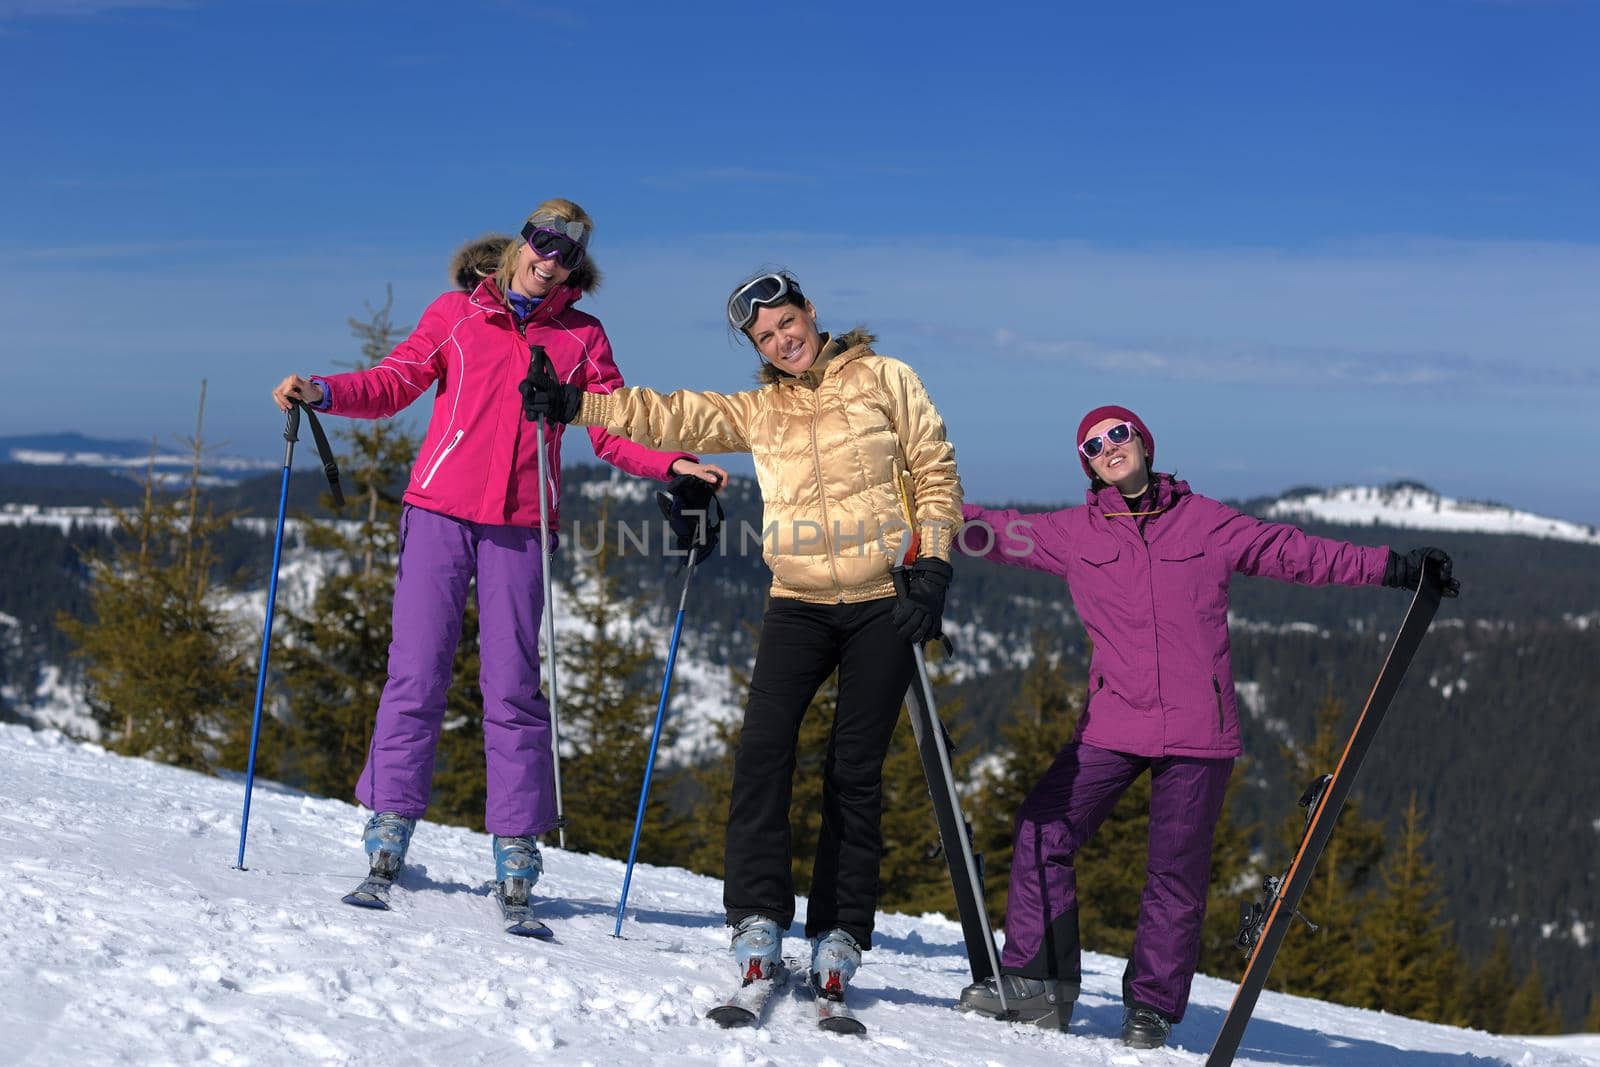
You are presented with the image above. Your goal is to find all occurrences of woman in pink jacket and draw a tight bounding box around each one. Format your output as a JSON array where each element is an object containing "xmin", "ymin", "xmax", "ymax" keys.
[
  {"xmin": 271, "ymin": 198, "xmax": 725, "ymax": 912},
  {"xmin": 954, "ymin": 404, "xmax": 1456, "ymax": 1049}
]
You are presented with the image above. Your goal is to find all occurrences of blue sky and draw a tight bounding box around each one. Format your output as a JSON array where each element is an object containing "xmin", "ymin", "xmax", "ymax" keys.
[{"xmin": 4, "ymin": 1, "xmax": 1597, "ymax": 521}]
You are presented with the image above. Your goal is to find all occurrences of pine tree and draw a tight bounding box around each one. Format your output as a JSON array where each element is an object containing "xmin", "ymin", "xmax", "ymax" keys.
[
  {"xmin": 1502, "ymin": 959, "xmax": 1561, "ymax": 1035},
  {"xmin": 60, "ymin": 385, "xmax": 254, "ymax": 772},
  {"xmin": 276, "ymin": 294, "xmax": 417, "ymax": 798},
  {"xmin": 1582, "ymin": 991, "xmax": 1600, "ymax": 1032},
  {"xmin": 1266, "ymin": 694, "xmax": 1387, "ymax": 1004},
  {"xmin": 551, "ymin": 496, "xmax": 688, "ymax": 863},
  {"xmin": 1358, "ymin": 792, "xmax": 1459, "ymax": 1020},
  {"xmin": 1463, "ymin": 932, "xmax": 1515, "ymax": 1033}
]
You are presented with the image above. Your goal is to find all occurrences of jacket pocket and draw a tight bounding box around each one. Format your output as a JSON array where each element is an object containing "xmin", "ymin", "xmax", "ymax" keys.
[
  {"xmin": 1158, "ymin": 543, "xmax": 1205, "ymax": 563},
  {"xmin": 420, "ymin": 428, "xmax": 464, "ymax": 489},
  {"xmin": 1080, "ymin": 547, "xmax": 1120, "ymax": 567},
  {"xmin": 1212, "ymin": 674, "xmax": 1225, "ymax": 734},
  {"xmin": 1085, "ymin": 674, "xmax": 1104, "ymax": 713}
]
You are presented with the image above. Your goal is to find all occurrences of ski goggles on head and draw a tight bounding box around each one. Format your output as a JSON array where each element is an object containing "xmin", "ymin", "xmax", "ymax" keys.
[
  {"xmin": 727, "ymin": 272, "xmax": 803, "ymax": 331},
  {"xmin": 1079, "ymin": 421, "xmax": 1137, "ymax": 460},
  {"xmin": 520, "ymin": 217, "xmax": 588, "ymax": 271}
]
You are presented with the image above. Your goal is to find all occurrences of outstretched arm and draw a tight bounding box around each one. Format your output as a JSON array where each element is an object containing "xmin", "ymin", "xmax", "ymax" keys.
[
  {"xmin": 1209, "ymin": 502, "xmax": 1389, "ymax": 586},
  {"xmin": 956, "ymin": 504, "xmax": 1076, "ymax": 578},
  {"xmin": 578, "ymin": 330, "xmax": 703, "ymax": 481},
  {"xmin": 575, "ymin": 384, "xmax": 758, "ymax": 456}
]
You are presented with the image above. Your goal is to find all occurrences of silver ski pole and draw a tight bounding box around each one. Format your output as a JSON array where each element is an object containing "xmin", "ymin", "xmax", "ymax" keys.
[{"xmin": 531, "ymin": 348, "xmax": 567, "ymax": 849}]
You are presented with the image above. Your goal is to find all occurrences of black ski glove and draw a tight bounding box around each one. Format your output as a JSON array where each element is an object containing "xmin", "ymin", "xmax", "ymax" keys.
[
  {"xmin": 657, "ymin": 473, "xmax": 725, "ymax": 566},
  {"xmin": 518, "ymin": 364, "xmax": 582, "ymax": 424},
  {"xmin": 892, "ymin": 557, "xmax": 953, "ymax": 644},
  {"xmin": 1383, "ymin": 547, "xmax": 1460, "ymax": 598}
]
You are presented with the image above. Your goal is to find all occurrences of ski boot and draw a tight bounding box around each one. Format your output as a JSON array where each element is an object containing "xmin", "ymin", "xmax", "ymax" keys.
[
  {"xmin": 730, "ymin": 915, "xmax": 783, "ymax": 984},
  {"xmin": 362, "ymin": 811, "xmax": 416, "ymax": 878},
  {"xmin": 492, "ymin": 835, "xmax": 543, "ymax": 906},
  {"xmin": 809, "ymin": 928, "xmax": 862, "ymax": 1001},
  {"xmin": 1121, "ymin": 1004, "xmax": 1173, "ymax": 1049},
  {"xmin": 957, "ymin": 973, "xmax": 1077, "ymax": 1030}
]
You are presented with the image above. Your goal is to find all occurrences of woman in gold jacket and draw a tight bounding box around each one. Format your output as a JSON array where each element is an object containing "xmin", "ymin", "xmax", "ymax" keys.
[{"xmin": 522, "ymin": 270, "xmax": 962, "ymax": 1001}]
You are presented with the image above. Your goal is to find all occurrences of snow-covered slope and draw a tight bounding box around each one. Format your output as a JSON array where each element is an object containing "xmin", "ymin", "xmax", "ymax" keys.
[
  {"xmin": 1265, "ymin": 484, "xmax": 1600, "ymax": 545},
  {"xmin": 2, "ymin": 725, "xmax": 1594, "ymax": 1066}
]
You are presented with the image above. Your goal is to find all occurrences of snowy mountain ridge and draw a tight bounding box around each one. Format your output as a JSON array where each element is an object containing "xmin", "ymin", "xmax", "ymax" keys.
[
  {"xmin": 2, "ymin": 723, "xmax": 1595, "ymax": 1067},
  {"xmin": 1265, "ymin": 483, "xmax": 1600, "ymax": 545}
]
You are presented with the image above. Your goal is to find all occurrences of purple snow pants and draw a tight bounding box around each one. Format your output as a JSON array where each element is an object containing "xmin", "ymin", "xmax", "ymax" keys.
[
  {"xmin": 999, "ymin": 741, "xmax": 1233, "ymax": 1022},
  {"xmin": 354, "ymin": 505, "xmax": 557, "ymax": 837}
]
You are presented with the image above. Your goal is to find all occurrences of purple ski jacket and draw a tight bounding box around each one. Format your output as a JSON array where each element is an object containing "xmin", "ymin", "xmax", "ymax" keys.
[
  {"xmin": 317, "ymin": 278, "xmax": 692, "ymax": 529},
  {"xmin": 958, "ymin": 476, "xmax": 1389, "ymax": 758}
]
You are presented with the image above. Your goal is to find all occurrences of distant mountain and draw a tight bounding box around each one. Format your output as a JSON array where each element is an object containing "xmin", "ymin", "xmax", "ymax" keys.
[
  {"xmin": 0, "ymin": 432, "xmax": 277, "ymax": 488},
  {"xmin": 1264, "ymin": 481, "xmax": 1600, "ymax": 545}
]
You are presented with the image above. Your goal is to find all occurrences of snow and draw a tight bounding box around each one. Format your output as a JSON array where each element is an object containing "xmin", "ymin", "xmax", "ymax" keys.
[
  {"xmin": 1265, "ymin": 485, "xmax": 1600, "ymax": 545},
  {"xmin": 2, "ymin": 725, "xmax": 1595, "ymax": 1066}
]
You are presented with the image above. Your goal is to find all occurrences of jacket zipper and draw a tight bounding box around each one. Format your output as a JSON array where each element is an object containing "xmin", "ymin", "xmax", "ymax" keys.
[
  {"xmin": 807, "ymin": 387, "xmax": 845, "ymax": 600},
  {"xmin": 1212, "ymin": 675, "xmax": 1225, "ymax": 734},
  {"xmin": 420, "ymin": 429, "xmax": 464, "ymax": 489}
]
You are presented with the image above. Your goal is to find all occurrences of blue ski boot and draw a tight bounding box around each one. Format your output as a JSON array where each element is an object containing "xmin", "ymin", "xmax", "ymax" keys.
[
  {"xmin": 492, "ymin": 835, "xmax": 543, "ymax": 902},
  {"xmin": 731, "ymin": 915, "xmax": 783, "ymax": 984},
  {"xmin": 491, "ymin": 835, "xmax": 551, "ymax": 938},
  {"xmin": 809, "ymin": 928, "xmax": 861, "ymax": 1001},
  {"xmin": 362, "ymin": 811, "xmax": 416, "ymax": 878}
]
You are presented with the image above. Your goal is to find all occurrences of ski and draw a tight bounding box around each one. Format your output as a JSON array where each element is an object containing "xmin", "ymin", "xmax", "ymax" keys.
[
  {"xmin": 493, "ymin": 881, "xmax": 554, "ymax": 940},
  {"xmin": 1206, "ymin": 560, "xmax": 1449, "ymax": 1067},
  {"xmin": 891, "ymin": 472, "xmax": 1006, "ymax": 991},
  {"xmin": 706, "ymin": 964, "xmax": 788, "ymax": 1028},
  {"xmin": 341, "ymin": 870, "xmax": 394, "ymax": 910},
  {"xmin": 810, "ymin": 976, "xmax": 867, "ymax": 1036}
]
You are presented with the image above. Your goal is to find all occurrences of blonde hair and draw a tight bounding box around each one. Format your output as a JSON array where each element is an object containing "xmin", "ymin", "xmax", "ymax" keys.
[{"xmin": 494, "ymin": 198, "xmax": 601, "ymax": 294}]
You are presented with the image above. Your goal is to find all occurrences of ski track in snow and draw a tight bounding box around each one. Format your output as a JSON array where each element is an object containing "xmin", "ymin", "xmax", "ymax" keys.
[{"xmin": 1, "ymin": 725, "xmax": 1595, "ymax": 1067}]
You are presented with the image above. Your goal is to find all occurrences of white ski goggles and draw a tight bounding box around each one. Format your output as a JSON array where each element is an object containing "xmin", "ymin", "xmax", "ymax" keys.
[{"xmin": 727, "ymin": 272, "xmax": 804, "ymax": 331}]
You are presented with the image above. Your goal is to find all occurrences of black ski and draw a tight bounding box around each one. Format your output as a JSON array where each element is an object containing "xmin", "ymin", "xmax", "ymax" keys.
[
  {"xmin": 1206, "ymin": 560, "xmax": 1449, "ymax": 1067},
  {"xmin": 810, "ymin": 975, "xmax": 868, "ymax": 1036},
  {"xmin": 706, "ymin": 965, "xmax": 788, "ymax": 1027},
  {"xmin": 902, "ymin": 633, "xmax": 998, "ymax": 985},
  {"xmin": 342, "ymin": 870, "xmax": 394, "ymax": 909},
  {"xmin": 494, "ymin": 881, "xmax": 554, "ymax": 940},
  {"xmin": 889, "ymin": 470, "xmax": 1006, "ymax": 993}
]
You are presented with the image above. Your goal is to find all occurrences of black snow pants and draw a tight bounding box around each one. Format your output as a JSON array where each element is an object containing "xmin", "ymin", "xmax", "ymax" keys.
[{"xmin": 722, "ymin": 595, "xmax": 915, "ymax": 950}]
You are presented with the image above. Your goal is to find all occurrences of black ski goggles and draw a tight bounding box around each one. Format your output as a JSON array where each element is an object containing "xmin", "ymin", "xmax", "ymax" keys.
[
  {"xmin": 1079, "ymin": 421, "xmax": 1137, "ymax": 460},
  {"xmin": 520, "ymin": 217, "xmax": 588, "ymax": 271},
  {"xmin": 727, "ymin": 271, "xmax": 804, "ymax": 331}
]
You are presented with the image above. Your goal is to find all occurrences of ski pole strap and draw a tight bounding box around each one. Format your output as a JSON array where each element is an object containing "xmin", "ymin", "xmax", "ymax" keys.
[{"xmin": 292, "ymin": 399, "xmax": 345, "ymax": 508}]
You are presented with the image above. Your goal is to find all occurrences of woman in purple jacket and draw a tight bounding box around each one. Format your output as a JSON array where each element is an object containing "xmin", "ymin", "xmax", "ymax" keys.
[
  {"xmin": 954, "ymin": 404, "xmax": 1455, "ymax": 1049},
  {"xmin": 270, "ymin": 198, "xmax": 725, "ymax": 911}
]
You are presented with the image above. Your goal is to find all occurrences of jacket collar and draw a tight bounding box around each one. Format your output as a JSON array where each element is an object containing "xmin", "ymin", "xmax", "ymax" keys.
[
  {"xmin": 1086, "ymin": 473, "xmax": 1190, "ymax": 518},
  {"xmin": 469, "ymin": 277, "xmax": 580, "ymax": 326},
  {"xmin": 783, "ymin": 332, "xmax": 872, "ymax": 390}
]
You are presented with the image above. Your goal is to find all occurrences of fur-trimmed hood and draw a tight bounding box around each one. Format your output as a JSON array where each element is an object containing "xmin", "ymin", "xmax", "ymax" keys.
[
  {"xmin": 755, "ymin": 327, "xmax": 877, "ymax": 384},
  {"xmin": 448, "ymin": 233, "xmax": 602, "ymax": 294}
]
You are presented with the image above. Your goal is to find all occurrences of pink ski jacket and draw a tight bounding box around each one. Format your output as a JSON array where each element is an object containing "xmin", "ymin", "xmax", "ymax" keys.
[
  {"xmin": 317, "ymin": 278, "xmax": 692, "ymax": 528},
  {"xmin": 958, "ymin": 476, "xmax": 1390, "ymax": 758}
]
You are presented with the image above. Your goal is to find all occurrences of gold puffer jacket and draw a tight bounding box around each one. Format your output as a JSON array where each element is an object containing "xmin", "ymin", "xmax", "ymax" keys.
[{"xmin": 576, "ymin": 330, "xmax": 962, "ymax": 604}]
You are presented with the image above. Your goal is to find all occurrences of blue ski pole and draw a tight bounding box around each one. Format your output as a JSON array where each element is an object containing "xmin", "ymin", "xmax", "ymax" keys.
[
  {"xmin": 613, "ymin": 550, "xmax": 699, "ymax": 935},
  {"xmin": 235, "ymin": 399, "xmax": 342, "ymax": 871}
]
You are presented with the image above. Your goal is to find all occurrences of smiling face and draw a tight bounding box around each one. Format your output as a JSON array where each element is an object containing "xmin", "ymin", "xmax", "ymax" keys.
[
  {"xmin": 747, "ymin": 300, "xmax": 821, "ymax": 374},
  {"xmin": 509, "ymin": 240, "xmax": 574, "ymax": 298},
  {"xmin": 1084, "ymin": 417, "xmax": 1150, "ymax": 496}
]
